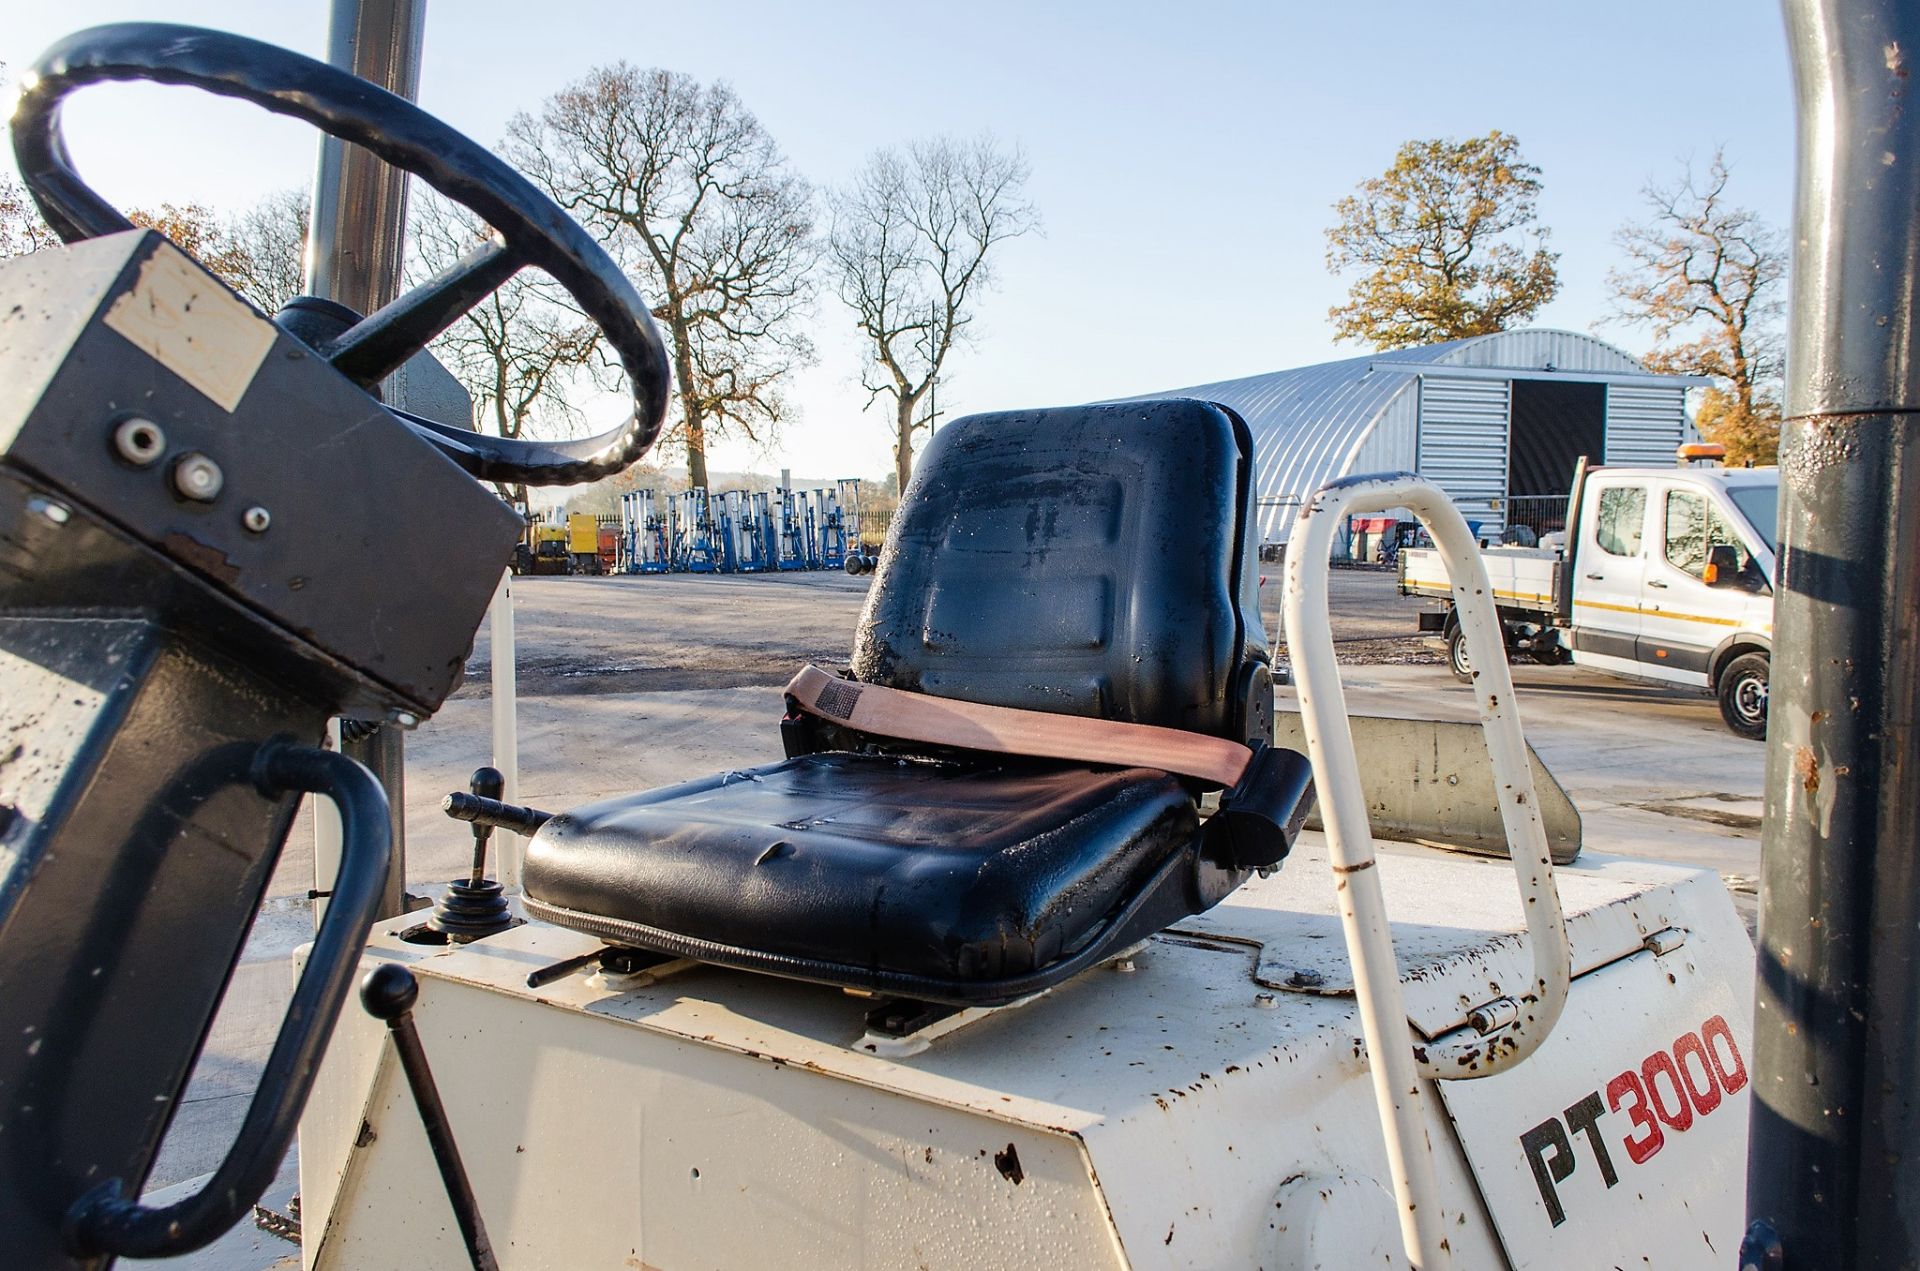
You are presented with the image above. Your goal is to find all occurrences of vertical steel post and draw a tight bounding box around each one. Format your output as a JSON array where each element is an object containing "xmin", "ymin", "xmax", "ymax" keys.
[
  {"xmin": 305, "ymin": 0, "xmax": 427, "ymax": 920},
  {"xmin": 1748, "ymin": 2, "xmax": 1920, "ymax": 1265},
  {"xmin": 306, "ymin": 0, "xmax": 426, "ymax": 308}
]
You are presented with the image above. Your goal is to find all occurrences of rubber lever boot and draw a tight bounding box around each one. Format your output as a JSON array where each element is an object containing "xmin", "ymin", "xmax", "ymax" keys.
[{"xmin": 430, "ymin": 767, "xmax": 516, "ymax": 942}]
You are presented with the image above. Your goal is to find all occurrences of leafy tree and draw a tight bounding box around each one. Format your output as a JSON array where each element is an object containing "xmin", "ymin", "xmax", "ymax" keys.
[
  {"xmin": 1606, "ymin": 149, "xmax": 1785, "ymax": 465},
  {"xmin": 3, "ymin": 182, "xmax": 309, "ymax": 316},
  {"xmin": 507, "ymin": 65, "xmax": 816, "ymax": 488},
  {"xmin": 0, "ymin": 64, "xmax": 59, "ymax": 260},
  {"xmin": 0, "ymin": 173, "xmax": 59, "ymax": 258},
  {"xmin": 1325, "ymin": 130, "xmax": 1559, "ymax": 349},
  {"xmin": 123, "ymin": 199, "xmax": 310, "ymax": 314},
  {"xmin": 127, "ymin": 202, "xmax": 239, "ymax": 272},
  {"xmin": 828, "ymin": 136, "xmax": 1037, "ymax": 493}
]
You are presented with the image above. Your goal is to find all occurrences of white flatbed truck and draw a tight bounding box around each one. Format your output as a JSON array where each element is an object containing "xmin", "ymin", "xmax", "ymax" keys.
[{"xmin": 1399, "ymin": 460, "xmax": 1780, "ymax": 738}]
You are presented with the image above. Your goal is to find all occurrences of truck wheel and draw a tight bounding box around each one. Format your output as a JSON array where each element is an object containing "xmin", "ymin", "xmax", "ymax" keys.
[
  {"xmin": 1447, "ymin": 626, "xmax": 1473, "ymax": 681},
  {"xmin": 1717, "ymin": 652, "xmax": 1770, "ymax": 740}
]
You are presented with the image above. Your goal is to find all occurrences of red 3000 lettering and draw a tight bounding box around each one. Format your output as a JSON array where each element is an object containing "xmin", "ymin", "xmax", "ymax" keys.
[{"xmin": 1520, "ymin": 1014, "xmax": 1747, "ymax": 1227}]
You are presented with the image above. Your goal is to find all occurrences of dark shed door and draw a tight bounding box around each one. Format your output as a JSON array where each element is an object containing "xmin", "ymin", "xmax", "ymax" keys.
[{"xmin": 1509, "ymin": 379, "xmax": 1606, "ymax": 497}]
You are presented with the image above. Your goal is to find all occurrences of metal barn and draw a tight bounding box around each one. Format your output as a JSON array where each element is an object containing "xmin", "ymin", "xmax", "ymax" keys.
[{"xmin": 1127, "ymin": 329, "xmax": 1699, "ymax": 547}]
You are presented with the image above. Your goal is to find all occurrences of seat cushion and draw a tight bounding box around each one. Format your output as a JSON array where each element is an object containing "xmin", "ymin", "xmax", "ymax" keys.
[{"xmin": 522, "ymin": 752, "xmax": 1198, "ymax": 985}]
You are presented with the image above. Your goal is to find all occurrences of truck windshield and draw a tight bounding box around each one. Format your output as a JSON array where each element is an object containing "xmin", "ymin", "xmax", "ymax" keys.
[{"xmin": 1727, "ymin": 484, "xmax": 1779, "ymax": 553}]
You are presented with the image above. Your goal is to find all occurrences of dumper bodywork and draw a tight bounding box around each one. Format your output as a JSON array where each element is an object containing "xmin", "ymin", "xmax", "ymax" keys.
[{"xmin": 300, "ymin": 839, "xmax": 1751, "ymax": 1270}]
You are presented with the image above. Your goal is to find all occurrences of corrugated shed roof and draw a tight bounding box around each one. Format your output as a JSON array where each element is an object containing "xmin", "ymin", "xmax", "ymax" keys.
[{"xmin": 1119, "ymin": 329, "xmax": 1682, "ymax": 540}]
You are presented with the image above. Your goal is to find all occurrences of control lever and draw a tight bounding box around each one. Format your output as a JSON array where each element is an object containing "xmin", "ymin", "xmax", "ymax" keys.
[
  {"xmin": 465, "ymin": 766, "xmax": 505, "ymax": 885},
  {"xmin": 443, "ymin": 790, "xmax": 554, "ymax": 836},
  {"xmin": 360, "ymin": 964, "xmax": 498, "ymax": 1271},
  {"xmin": 428, "ymin": 767, "xmax": 517, "ymax": 942}
]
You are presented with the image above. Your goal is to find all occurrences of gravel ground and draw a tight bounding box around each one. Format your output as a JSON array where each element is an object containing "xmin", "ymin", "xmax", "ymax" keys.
[{"xmin": 458, "ymin": 563, "xmax": 1438, "ymax": 699}]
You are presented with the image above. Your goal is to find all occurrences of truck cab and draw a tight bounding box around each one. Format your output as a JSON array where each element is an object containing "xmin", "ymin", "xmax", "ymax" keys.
[
  {"xmin": 1402, "ymin": 462, "xmax": 1779, "ymax": 737},
  {"xmin": 1570, "ymin": 466, "xmax": 1776, "ymax": 733}
]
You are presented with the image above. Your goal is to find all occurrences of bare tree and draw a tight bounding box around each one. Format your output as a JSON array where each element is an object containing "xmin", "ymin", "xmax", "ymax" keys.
[
  {"xmin": 829, "ymin": 136, "xmax": 1037, "ymax": 492},
  {"xmin": 1606, "ymin": 148, "xmax": 1786, "ymax": 465},
  {"xmin": 1325, "ymin": 131, "xmax": 1558, "ymax": 349},
  {"xmin": 507, "ymin": 65, "xmax": 815, "ymax": 488},
  {"xmin": 223, "ymin": 189, "xmax": 310, "ymax": 313},
  {"xmin": 411, "ymin": 193, "xmax": 601, "ymax": 505}
]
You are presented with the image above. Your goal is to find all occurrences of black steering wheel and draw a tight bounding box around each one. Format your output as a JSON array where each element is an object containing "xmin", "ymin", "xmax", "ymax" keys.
[{"xmin": 10, "ymin": 23, "xmax": 671, "ymax": 486}]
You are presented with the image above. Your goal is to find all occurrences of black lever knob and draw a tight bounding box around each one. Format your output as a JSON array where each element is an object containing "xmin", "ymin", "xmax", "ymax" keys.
[
  {"xmin": 465, "ymin": 766, "xmax": 504, "ymax": 885},
  {"xmin": 360, "ymin": 961, "xmax": 420, "ymax": 1021}
]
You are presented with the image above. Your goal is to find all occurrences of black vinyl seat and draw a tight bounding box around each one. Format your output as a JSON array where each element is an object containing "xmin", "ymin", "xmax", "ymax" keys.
[
  {"xmin": 525, "ymin": 753, "xmax": 1198, "ymax": 989},
  {"xmin": 522, "ymin": 399, "xmax": 1307, "ymax": 1005}
]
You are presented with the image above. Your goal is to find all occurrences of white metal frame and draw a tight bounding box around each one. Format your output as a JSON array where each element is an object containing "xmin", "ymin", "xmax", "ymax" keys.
[
  {"xmin": 489, "ymin": 568, "xmax": 522, "ymax": 889},
  {"xmin": 1282, "ymin": 472, "xmax": 1572, "ymax": 1271}
]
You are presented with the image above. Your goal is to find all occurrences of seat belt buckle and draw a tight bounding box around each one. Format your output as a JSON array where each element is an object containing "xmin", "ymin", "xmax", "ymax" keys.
[
  {"xmin": 1203, "ymin": 742, "xmax": 1315, "ymax": 871},
  {"xmin": 780, "ymin": 696, "xmax": 821, "ymax": 759}
]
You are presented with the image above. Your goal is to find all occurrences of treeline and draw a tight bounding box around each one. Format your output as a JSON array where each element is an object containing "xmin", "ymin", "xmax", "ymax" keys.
[
  {"xmin": 0, "ymin": 59, "xmax": 1036, "ymax": 494},
  {"xmin": 2, "ymin": 52, "xmax": 1782, "ymax": 470}
]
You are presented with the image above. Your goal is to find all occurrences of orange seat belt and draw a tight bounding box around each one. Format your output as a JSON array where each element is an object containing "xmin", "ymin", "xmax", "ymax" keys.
[{"xmin": 784, "ymin": 664, "xmax": 1253, "ymax": 787}]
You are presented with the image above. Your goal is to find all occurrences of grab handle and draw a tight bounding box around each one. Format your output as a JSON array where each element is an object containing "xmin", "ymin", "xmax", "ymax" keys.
[
  {"xmin": 1282, "ymin": 473, "xmax": 1572, "ymax": 1270},
  {"xmin": 65, "ymin": 744, "xmax": 391, "ymax": 1260}
]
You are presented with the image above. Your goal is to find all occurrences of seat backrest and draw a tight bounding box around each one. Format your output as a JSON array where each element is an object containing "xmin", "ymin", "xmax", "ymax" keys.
[{"xmin": 851, "ymin": 399, "xmax": 1270, "ymax": 744}]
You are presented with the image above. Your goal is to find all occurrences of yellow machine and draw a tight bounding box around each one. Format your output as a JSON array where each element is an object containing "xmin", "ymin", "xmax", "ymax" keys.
[
  {"xmin": 511, "ymin": 515, "xmax": 574, "ymax": 576},
  {"xmin": 566, "ymin": 512, "xmax": 605, "ymax": 574},
  {"xmin": 566, "ymin": 513, "xmax": 597, "ymax": 554}
]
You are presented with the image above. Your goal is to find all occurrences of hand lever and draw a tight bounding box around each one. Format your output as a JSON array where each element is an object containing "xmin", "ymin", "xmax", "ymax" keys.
[
  {"xmin": 466, "ymin": 765, "xmax": 504, "ymax": 886},
  {"xmin": 442, "ymin": 790, "xmax": 553, "ymax": 837},
  {"xmin": 361, "ymin": 964, "xmax": 498, "ymax": 1271},
  {"xmin": 428, "ymin": 766, "xmax": 517, "ymax": 943}
]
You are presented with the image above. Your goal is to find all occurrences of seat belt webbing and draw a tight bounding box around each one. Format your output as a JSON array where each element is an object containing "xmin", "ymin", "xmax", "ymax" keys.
[{"xmin": 784, "ymin": 664, "xmax": 1252, "ymax": 786}]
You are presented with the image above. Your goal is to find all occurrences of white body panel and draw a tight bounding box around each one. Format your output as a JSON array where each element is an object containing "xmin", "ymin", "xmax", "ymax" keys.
[{"xmin": 301, "ymin": 840, "xmax": 1752, "ymax": 1270}]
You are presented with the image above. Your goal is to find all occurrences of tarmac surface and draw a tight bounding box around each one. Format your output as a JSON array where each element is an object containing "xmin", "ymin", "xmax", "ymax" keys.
[{"xmin": 147, "ymin": 567, "xmax": 1765, "ymax": 1264}]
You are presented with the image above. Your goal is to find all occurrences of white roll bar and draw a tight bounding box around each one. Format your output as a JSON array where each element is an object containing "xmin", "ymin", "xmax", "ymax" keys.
[{"xmin": 1281, "ymin": 474, "xmax": 1572, "ymax": 1270}]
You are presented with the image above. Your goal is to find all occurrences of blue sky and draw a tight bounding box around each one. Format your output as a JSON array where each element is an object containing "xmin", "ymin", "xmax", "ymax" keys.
[{"xmin": 2, "ymin": 2, "xmax": 1794, "ymax": 482}]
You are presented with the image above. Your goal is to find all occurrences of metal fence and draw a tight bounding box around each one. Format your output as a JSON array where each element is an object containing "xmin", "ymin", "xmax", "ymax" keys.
[{"xmin": 1504, "ymin": 495, "xmax": 1570, "ymax": 543}]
